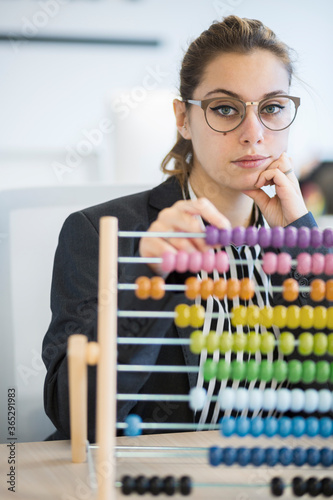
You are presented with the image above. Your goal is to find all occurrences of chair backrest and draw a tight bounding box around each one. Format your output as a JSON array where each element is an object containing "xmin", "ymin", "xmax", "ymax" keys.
[{"xmin": 0, "ymin": 183, "xmax": 153, "ymax": 443}]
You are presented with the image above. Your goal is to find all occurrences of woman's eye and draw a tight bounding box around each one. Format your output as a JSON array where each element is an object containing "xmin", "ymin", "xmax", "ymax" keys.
[
  {"xmin": 262, "ymin": 104, "xmax": 284, "ymax": 114},
  {"xmin": 211, "ymin": 105, "xmax": 237, "ymax": 116}
]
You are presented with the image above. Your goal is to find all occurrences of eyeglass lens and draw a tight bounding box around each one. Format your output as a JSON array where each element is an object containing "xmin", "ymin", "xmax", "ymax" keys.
[{"xmin": 206, "ymin": 97, "xmax": 297, "ymax": 132}]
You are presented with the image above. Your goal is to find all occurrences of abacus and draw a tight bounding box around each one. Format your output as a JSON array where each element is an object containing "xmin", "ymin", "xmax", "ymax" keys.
[{"xmin": 67, "ymin": 217, "xmax": 333, "ymax": 499}]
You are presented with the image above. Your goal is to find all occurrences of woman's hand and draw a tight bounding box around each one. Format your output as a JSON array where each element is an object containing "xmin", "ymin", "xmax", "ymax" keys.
[
  {"xmin": 243, "ymin": 152, "xmax": 308, "ymax": 227},
  {"xmin": 139, "ymin": 198, "xmax": 231, "ymax": 276}
]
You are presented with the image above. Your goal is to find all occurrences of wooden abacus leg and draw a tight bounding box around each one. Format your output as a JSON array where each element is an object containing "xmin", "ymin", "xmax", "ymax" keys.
[
  {"xmin": 96, "ymin": 216, "xmax": 118, "ymax": 500},
  {"xmin": 68, "ymin": 333, "xmax": 88, "ymax": 463}
]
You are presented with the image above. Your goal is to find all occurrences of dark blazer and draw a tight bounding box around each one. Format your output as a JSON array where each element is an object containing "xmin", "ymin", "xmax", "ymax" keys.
[{"xmin": 42, "ymin": 176, "xmax": 320, "ymax": 442}]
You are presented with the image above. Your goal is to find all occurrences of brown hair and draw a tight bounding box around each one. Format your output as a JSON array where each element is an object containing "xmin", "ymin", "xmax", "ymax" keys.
[{"xmin": 161, "ymin": 15, "xmax": 295, "ymax": 186}]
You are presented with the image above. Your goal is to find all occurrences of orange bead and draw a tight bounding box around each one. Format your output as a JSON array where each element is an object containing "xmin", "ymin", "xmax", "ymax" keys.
[
  {"xmin": 135, "ymin": 276, "xmax": 151, "ymax": 299},
  {"xmin": 200, "ymin": 278, "xmax": 214, "ymax": 300},
  {"xmin": 239, "ymin": 277, "xmax": 255, "ymax": 301},
  {"xmin": 150, "ymin": 276, "xmax": 165, "ymax": 300},
  {"xmin": 282, "ymin": 278, "xmax": 299, "ymax": 302},
  {"xmin": 185, "ymin": 277, "xmax": 201, "ymax": 300},
  {"xmin": 310, "ymin": 279, "xmax": 326, "ymax": 302},
  {"xmin": 326, "ymin": 280, "xmax": 333, "ymax": 301},
  {"xmin": 226, "ymin": 278, "xmax": 240, "ymax": 299},
  {"xmin": 213, "ymin": 278, "xmax": 227, "ymax": 299}
]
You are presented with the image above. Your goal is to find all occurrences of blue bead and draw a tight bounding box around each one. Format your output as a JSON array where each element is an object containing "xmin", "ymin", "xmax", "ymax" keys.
[
  {"xmin": 237, "ymin": 447, "xmax": 251, "ymax": 466},
  {"xmin": 320, "ymin": 447, "xmax": 333, "ymax": 467},
  {"xmin": 279, "ymin": 447, "xmax": 293, "ymax": 466},
  {"xmin": 266, "ymin": 447, "xmax": 278, "ymax": 466},
  {"xmin": 293, "ymin": 447, "xmax": 306, "ymax": 466},
  {"xmin": 251, "ymin": 447, "xmax": 265, "ymax": 466},
  {"xmin": 220, "ymin": 417, "xmax": 236, "ymax": 437},
  {"xmin": 264, "ymin": 417, "xmax": 278, "ymax": 437},
  {"xmin": 235, "ymin": 417, "xmax": 250, "ymax": 437},
  {"xmin": 306, "ymin": 447, "xmax": 320, "ymax": 466},
  {"xmin": 124, "ymin": 414, "xmax": 142, "ymax": 437},
  {"xmin": 224, "ymin": 447, "xmax": 237, "ymax": 466},
  {"xmin": 278, "ymin": 417, "xmax": 291, "ymax": 437},
  {"xmin": 319, "ymin": 417, "xmax": 333, "ymax": 438},
  {"xmin": 291, "ymin": 416, "xmax": 305, "ymax": 437},
  {"xmin": 306, "ymin": 417, "xmax": 319, "ymax": 437},
  {"xmin": 250, "ymin": 417, "xmax": 264, "ymax": 437},
  {"xmin": 208, "ymin": 446, "xmax": 223, "ymax": 467}
]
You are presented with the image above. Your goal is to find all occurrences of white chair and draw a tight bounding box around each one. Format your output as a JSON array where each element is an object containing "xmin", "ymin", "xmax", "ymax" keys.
[{"xmin": 0, "ymin": 183, "xmax": 153, "ymax": 443}]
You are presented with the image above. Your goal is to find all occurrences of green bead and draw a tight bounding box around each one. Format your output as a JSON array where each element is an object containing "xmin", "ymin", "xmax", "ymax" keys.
[
  {"xmin": 206, "ymin": 331, "xmax": 219, "ymax": 354},
  {"xmin": 328, "ymin": 333, "xmax": 333, "ymax": 355},
  {"xmin": 301, "ymin": 359, "xmax": 316, "ymax": 384},
  {"xmin": 287, "ymin": 359, "xmax": 302, "ymax": 384},
  {"xmin": 260, "ymin": 332, "xmax": 275, "ymax": 354},
  {"xmin": 298, "ymin": 332, "xmax": 313, "ymax": 356},
  {"xmin": 190, "ymin": 330, "xmax": 205, "ymax": 354},
  {"xmin": 330, "ymin": 363, "xmax": 333, "ymax": 384},
  {"xmin": 216, "ymin": 360, "xmax": 231, "ymax": 381},
  {"xmin": 279, "ymin": 331, "xmax": 295, "ymax": 355},
  {"xmin": 313, "ymin": 332, "xmax": 328, "ymax": 356},
  {"xmin": 245, "ymin": 359, "xmax": 259, "ymax": 381},
  {"xmin": 316, "ymin": 360, "xmax": 330, "ymax": 383},
  {"xmin": 246, "ymin": 331, "xmax": 261, "ymax": 354},
  {"xmin": 259, "ymin": 360, "xmax": 273, "ymax": 382},
  {"xmin": 203, "ymin": 358, "xmax": 217, "ymax": 382},
  {"xmin": 230, "ymin": 360, "xmax": 246, "ymax": 381},
  {"xmin": 219, "ymin": 332, "xmax": 233, "ymax": 353},
  {"xmin": 273, "ymin": 360, "xmax": 288, "ymax": 383},
  {"xmin": 232, "ymin": 332, "xmax": 247, "ymax": 352}
]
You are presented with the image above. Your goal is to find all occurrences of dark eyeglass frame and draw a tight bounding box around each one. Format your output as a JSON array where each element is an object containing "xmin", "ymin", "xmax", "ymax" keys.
[{"xmin": 184, "ymin": 95, "xmax": 301, "ymax": 133}]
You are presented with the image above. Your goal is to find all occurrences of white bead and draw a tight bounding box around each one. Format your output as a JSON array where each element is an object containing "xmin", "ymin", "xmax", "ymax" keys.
[
  {"xmin": 262, "ymin": 388, "xmax": 277, "ymax": 411},
  {"xmin": 276, "ymin": 388, "xmax": 291, "ymax": 412},
  {"xmin": 317, "ymin": 389, "xmax": 332, "ymax": 413},
  {"xmin": 290, "ymin": 388, "xmax": 305, "ymax": 413},
  {"xmin": 218, "ymin": 387, "xmax": 235, "ymax": 411},
  {"xmin": 248, "ymin": 388, "xmax": 263, "ymax": 411},
  {"xmin": 234, "ymin": 388, "xmax": 248, "ymax": 411},
  {"xmin": 304, "ymin": 389, "xmax": 319, "ymax": 413},
  {"xmin": 189, "ymin": 387, "xmax": 207, "ymax": 411}
]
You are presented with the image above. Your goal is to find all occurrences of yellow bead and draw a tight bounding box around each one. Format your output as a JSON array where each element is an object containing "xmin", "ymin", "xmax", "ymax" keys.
[
  {"xmin": 300, "ymin": 305, "xmax": 314, "ymax": 329},
  {"xmin": 273, "ymin": 305, "xmax": 287, "ymax": 328},
  {"xmin": 298, "ymin": 332, "xmax": 314, "ymax": 356},
  {"xmin": 286, "ymin": 305, "xmax": 300, "ymax": 329},
  {"xmin": 219, "ymin": 331, "xmax": 233, "ymax": 353},
  {"xmin": 246, "ymin": 331, "xmax": 261, "ymax": 354},
  {"xmin": 313, "ymin": 306, "xmax": 327, "ymax": 330},
  {"xmin": 206, "ymin": 331, "xmax": 219, "ymax": 354},
  {"xmin": 260, "ymin": 306, "xmax": 274, "ymax": 328},
  {"xmin": 313, "ymin": 332, "xmax": 328, "ymax": 356},
  {"xmin": 174, "ymin": 304, "xmax": 190, "ymax": 328},
  {"xmin": 327, "ymin": 307, "xmax": 333, "ymax": 329},
  {"xmin": 189, "ymin": 304, "xmax": 205, "ymax": 328},
  {"xmin": 247, "ymin": 305, "xmax": 260, "ymax": 327},
  {"xmin": 231, "ymin": 305, "xmax": 247, "ymax": 327},
  {"xmin": 232, "ymin": 332, "xmax": 247, "ymax": 352}
]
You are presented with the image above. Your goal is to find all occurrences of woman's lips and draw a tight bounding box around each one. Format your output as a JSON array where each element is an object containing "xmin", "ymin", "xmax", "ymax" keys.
[{"xmin": 232, "ymin": 155, "xmax": 270, "ymax": 169}]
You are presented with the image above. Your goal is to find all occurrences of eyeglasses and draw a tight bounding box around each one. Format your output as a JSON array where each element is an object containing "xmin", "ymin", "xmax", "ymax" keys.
[{"xmin": 184, "ymin": 95, "xmax": 300, "ymax": 133}]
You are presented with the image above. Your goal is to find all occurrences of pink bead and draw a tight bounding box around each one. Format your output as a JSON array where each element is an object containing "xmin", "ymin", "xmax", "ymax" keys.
[
  {"xmin": 262, "ymin": 252, "xmax": 277, "ymax": 274},
  {"xmin": 161, "ymin": 251, "xmax": 176, "ymax": 273},
  {"xmin": 188, "ymin": 251, "xmax": 203, "ymax": 273},
  {"xmin": 277, "ymin": 252, "xmax": 292, "ymax": 274},
  {"xmin": 297, "ymin": 253, "xmax": 311, "ymax": 275},
  {"xmin": 311, "ymin": 253, "xmax": 325, "ymax": 275},
  {"xmin": 215, "ymin": 251, "xmax": 229, "ymax": 273},
  {"xmin": 175, "ymin": 250, "xmax": 189, "ymax": 273},
  {"xmin": 201, "ymin": 250, "xmax": 215, "ymax": 273},
  {"xmin": 324, "ymin": 254, "xmax": 333, "ymax": 275}
]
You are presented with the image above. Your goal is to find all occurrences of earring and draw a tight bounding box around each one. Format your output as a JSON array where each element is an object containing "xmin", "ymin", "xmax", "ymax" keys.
[{"xmin": 183, "ymin": 124, "xmax": 187, "ymax": 130}]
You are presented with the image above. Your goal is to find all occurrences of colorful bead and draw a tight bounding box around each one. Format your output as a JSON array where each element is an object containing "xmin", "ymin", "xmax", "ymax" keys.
[
  {"xmin": 262, "ymin": 389, "xmax": 277, "ymax": 411},
  {"xmin": 189, "ymin": 304, "xmax": 205, "ymax": 328},
  {"xmin": 251, "ymin": 447, "xmax": 265, "ymax": 466},
  {"xmin": 270, "ymin": 477, "xmax": 284, "ymax": 497},
  {"xmin": 206, "ymin": 331, "xmax": 219, "ymax": 354},
  {"xmin": 283, "ymin": 278, "xmax": 299, "ymax": 302},
  {"xmin": 237, "ymin": 447, "xmax": 251, "ymax": 466},
  {"xmin": 248, "ymin": 389, "xmax": 263, "ymax": 411},
  {"xmin": 124, "ymin": 414, "xmax": 142, "ymax": 437},
  {"xmin": 216, "ymin": 360, "xmax": 230, "ymax": 381},
  {"xmin": 245, "ymin": 359, "xmax": 259, "ymax": 381},
  {"xmin": 286, "ymin": 305, "xmax": 300, "ymax": 329},
  {"xmin": 200, "ymin": 278, "xmax": 214, "ymax": 300},
  {"xmin": 235, "ymin": 417, "xmax": 250, "ymax": 437},
  {"xmin": 246, "ymin": 331, "xmax": 261, "ymax": 354},
  {"xmin": 201, "ymin": 250, "xmax": 215, "ymax": 273},
  {"xmin": 215, "ymin": 251, "xmax": 229, "ymax": 273},
  {"xmin": 328, "ymin": 333, "xmax": 333, "ymax": 354},
  {"xmin": 306, "ymin": 417, "xmax": 319, "ymax": 437},
  {"xmin": 287, "ymin": 360, "xmax": 302, "ymax": 384},
  {"xmin": 135, "ymin": 276, "xmax": 151, "ymax": 299},
  {"xmin": 297, "ymin": 252, "xmax": 311, "ymax": 275},
  {"xmin": 230, "ymin": 360, "xmax": 245, "ymax": 381},
  {"xmin": 239, "ymin": 277, "xmax": 255, "ymax": 300},
  {"xmin": 234, "ymin": 387, "xmax": 248, "ymax": 411},
  {"xmin": 205, "ymin": 225, "xmax": 220, "ymax": 246},
  {"xmin": 279, "ymin": 447, "xmax": 293, "ymax": 466},
  {"xmin": 250, "ymin": 417, "xmax": 264, "ymax": 437},
  {"xmin": 259, "ymin": 360, "xmax": 273, "ymax": 382},
  {"xmin": 326, "ymin": 279, "xmax": 333, "ymax": 301},
  {"xmin": 150, "ymin": 276, "xmax": 165, "ymax": 300},
  {"xmin": 161, "ymin": 251, "xmax": 176, "ymax": 273},
  {"xmin": 304, "ymin": 388, "xmax": 319, "ymax": 413},
  {"xmin": 264, "ymin": 417, "xmax": 278, "ymax": 437},
  {"xmin": 318, "ymin": 389, "xmax": 332, "ymax": 413},
  {"xmin": 278, "ymin": 417, "xmax": 291, "ymax": 438},
  {"xmin": 258, "ymin": 227, "xmax": 271, "ymax": 247},
  {"xmin": 260, "ymin": 332, "xmax": 275, "ymax": 354},
  {"xmin": 218, "ymin": 388, "xmax": 235, "ymax": 410},
  {"xmin": 279, "ymin": 331, "xmax": 295, "ymax": 355},
  {"xmin": 316, "ymin": 360, "xmax": 330, "ymax": 383},
  {"xmin": 220, "ymin": 417, "xmax": 235, "ymax": 437},
  {"xmin": 262, "ymin": 252, "xmax": 277, "ymax": 274},
  {"xmin": 175, "ymin": 250, "xmax": 189, "ymax": 273},
  {"xmin": 203, "ymin": 359, "xmax": 217, "ymax": 382},
  {"xmin": 292, "ymin": 417, "xmax": 305, "ymax": 437},
  {"xmin": 260, "ymin": 306, "xmax": 274, "ymax": 328},
  {"xmin": 226, "ymin": 278, "xmax": 240, "ymax": 299},
  {"xmin": 188, "ymin": 251, "xmax": 202, "ymax": 273},
  {"xmin": 213, "ymin": 278, "xmax": 227, "ymax": 299},
  {"xmin": 185, "ymin": 277, "xmax": 200, "ymax": 300},
  {"xmin": 319, "ymin": 417, "xmax": 333, "ymax": 438},
  {"xmin": 208, "ymin": 446, "xmax": 223, "ymax": 467},
  {"xmin": 325, "ymin": 254, "xmax": 333, "ymax": 275},
  {"xmin": 174, "ymin": 304, "xmax": 190, "ymax": 327},
  {"xmin": 271, "ymin": 226, "xmax": 285, "ymax": 248},
  {"xmin": 189, "ymin": 387, "xmax": 207, "ymax": 411},
  {"xmin": 223, "ymin": 447, "xmax": 237, "ymax": 466},
  {"xmin": 266, "ymin": 447, "xmax": 278, "ymax": 466},
  {"xmin": 323, "ymin": 227, "xmax": 333, "ymax": 247},
  {"xmin": 284, "ymin": 226, "xmax": 297, "ymax": 247},
  {"xmin": 310, "ymin": 279, "xmax": 326, "ymax": 302},
  {"xmin": 219, "ymin": 227, "xmax": 231, "ymax": 246},
  {"xmin": 277, "ymin": 252, "xmax": 292, "ymax": 275},
  {"xmin": 311, "ymin": 253, "xmax": 325, "ymax": 275},
  {"xmin": 293, "ymin": 446, "xmax": 306, "ymax": 465},
  {"xmin": 300, "ymin": 305, "xmax": 314, "ymax": 329},
  {"xmin": 189, "ymin": 330, "xmax": 205, "ymax": 354},
  {"xmin": 273, "ymin": 360, "xmax": 288, "ymax": 382},
  {"xmin": 297, "ymin": 226, "xmax": 311, "ymax": 248},
  {"xmin": 231, "ymin": 305, "xmax": 247, "ymax": 326},
  {"xmin": 302, "ymin": 360, "xmax": 316, "ymax": 384},
  {"xmin": 313, "ymin": 332, "xmax": 328, "ymax": 355},
  {"xmin": 311, "ymin": 227, "xmax": 323, "ymax": 248},
  {"xmin": 273, "ymin": 305, "xmax": 287, "ymax": 328},
  {"xmin": 232, "ymin": 226, "xmax": 246, "ymax": 246},
  {"xmin": 232, "ymin": 332, "xmax": 247, "ymax": 352},
  {"xmin": 290, "ymin": 389, "xmax": 305, "ymax": 413},
  {"xmin": 276, "ymin": 388, "xmax": 291, "ymax": 412},
  {"xmin": 219, "ymin": 332, "xmax": 233, "ymax": 353},
  {"xmin": 298, "ymin": 332, "xmax": 314, "ymax": 355},
  {"xmin": 313, "ymin": 306, "xmax": 327, "ymax": 329},
  {"xmin": 245, "ymin": 226, "xmax": 258, "ymax": 246},
  {"xmin": 246, "ymin": 304, "xmax": 260, "ymax": 327}
]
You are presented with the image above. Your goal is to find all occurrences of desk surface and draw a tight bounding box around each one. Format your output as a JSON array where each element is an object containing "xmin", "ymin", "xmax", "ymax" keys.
[{"xmin": 0, "ymin": 431, "xmax": 330, "ymax": 499}]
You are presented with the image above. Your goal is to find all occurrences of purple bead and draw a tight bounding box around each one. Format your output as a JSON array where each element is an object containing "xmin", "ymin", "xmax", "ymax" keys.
[
  {"xmin": 297, "ymin": 227, "xmax": 311, "ymax": 249},
  {"xmin": 232, "ymin": 226, "xmax": 246, "ymax": 246},
  {"xmin": 258, "ymin": 227, "xmax": 272, "ymax": 248},
  {"xmin": 284, "ymin": 226, "xmax": 298, "ymax": 247},
  {"xmin": 323, "ymin": 228, "xmax": 333, "ymax": 248},
  {"xmin": 219, "ymin": 227, "xmax": 231, "ymax": 246},
  {"xmin": 271, "ymin": 226, "xmax": 285, "ymax": 248},
  {"xmin": 311, "ymin": 227, "xmax": 323, "ymax": 248},
  {"xmin": 245, "ymin": 226, "xmax": 258, "ymax": 246},
  {"xmin": 205, "ymin": 225, "xmax": 220, "ymax": 246}
]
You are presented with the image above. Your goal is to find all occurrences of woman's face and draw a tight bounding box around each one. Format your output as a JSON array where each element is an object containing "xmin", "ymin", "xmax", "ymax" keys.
[{"xmin": 183, "ymin": 50, "xmax": 291, "ymax": 195}]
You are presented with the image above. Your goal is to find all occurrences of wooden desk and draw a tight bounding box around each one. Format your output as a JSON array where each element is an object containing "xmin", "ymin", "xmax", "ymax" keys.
[{"xmin": 0, "ymin": 432, "xmax": 330, "ymax": 499}]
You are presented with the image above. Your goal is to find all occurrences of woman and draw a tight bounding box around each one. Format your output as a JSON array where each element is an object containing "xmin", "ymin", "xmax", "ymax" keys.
[{"xmin": 42, "ymin": 16, "xmax": 320, "ymax": 442}]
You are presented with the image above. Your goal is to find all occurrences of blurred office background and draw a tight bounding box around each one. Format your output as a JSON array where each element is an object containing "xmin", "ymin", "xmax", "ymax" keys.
[{"xmin": 0, "ymin": 0, "xmax": 333, "ymax": 443}]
